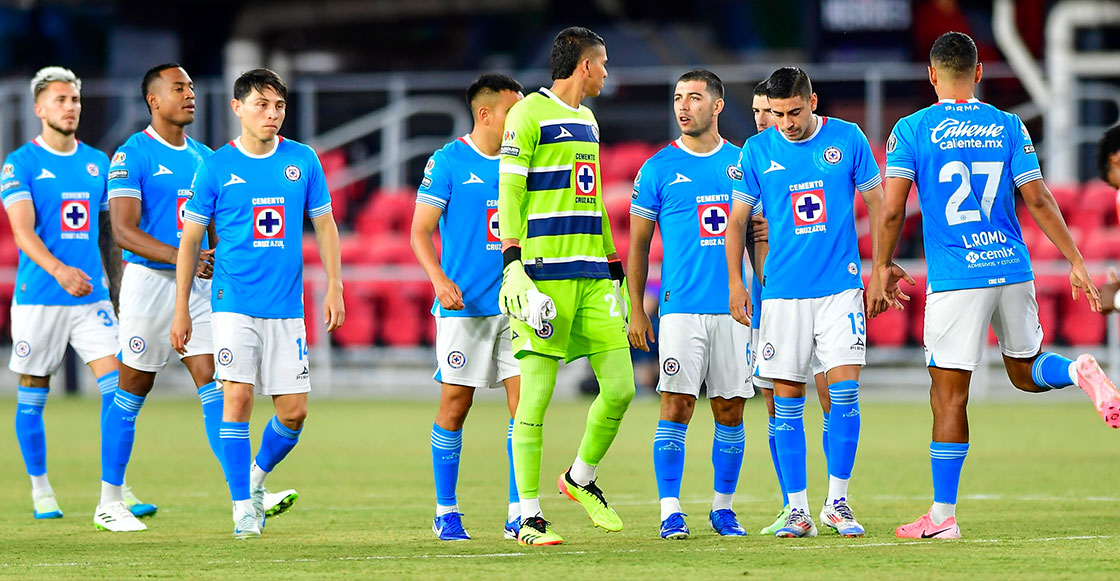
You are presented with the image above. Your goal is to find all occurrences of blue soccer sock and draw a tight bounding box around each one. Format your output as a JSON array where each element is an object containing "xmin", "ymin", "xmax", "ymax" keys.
[
  {"xmin": 197, "ymin": 382, "xmax": 224, "ymax": 463},
  {"xmin": 100, "ymin": 388, "xmax": 145, "ymax": 486},
  {"xmin": 254, "ymin": 415, "xmax": 301, "ymax": 476},
  {"xmin": 821, "ymin": 414, "xmax": 830, "ymax": 466},
  {"xmin": 1031, "ymin": 352, "xmax": 1076, "ymax": 390},
  {"xmin": 774, "ymin": 396, "xmax": 808, "ymax": 512},
  {"xmin": 431, "ymin": 423, "xmax": 462, "ymax": 511},
  {"xmin": 827, "ymin": 380, "xmax": 860, "ymax": 480},
  {"xmin": 219, "ymin": 421, "xmax": 252, "ymax": 501},
  {"xmin": 15, "ymin": 387, "xmax": 49, "ymax": 477},
  {"xmin": 506, "ymin": 418, "xmax": 518, "ymax": 509},
  {"xmin": 930, "ymin": 441, "xmax": 969, "ymax": 507},
  {"xmin": 767, "ymin": 416, "xmax": 788, "ymax": 506},
  {"xmin": 97, "ymin": 371, "xmax": 119, "ymax": 425},
  {"xmin": 654, "ymin": 419, "xmax": 687, "ymax": 520},
  {"xmin": 712, "ymin": 421, "xmax": 745, "ymax": 511}
]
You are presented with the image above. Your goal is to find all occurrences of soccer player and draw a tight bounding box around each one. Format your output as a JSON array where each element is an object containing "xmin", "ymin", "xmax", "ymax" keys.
[
  {"xmin": 411, "ymin": 73, "xmax": 524, "ymax": 541},
  {"xmin": 727, "ymin": 66, "xmax": 885, "ymax": 538},
  {"xmin": 748, "ymin": 81, "xmax": 834, "ymax": 536},
  {"xmin": 170, "ymin": 68, "xmax": 344, "ymax": 539},
  {"xmin": 628, "ymin": 69, "xmax": 755, "ymax": 540},
  {"xmin": 498, "ymin": 26, "xmax": 634, "ymax": 546},
  {"xmin": 1, "ymin": 66, "xmax": 126, "ymax": 520},
  {"xmin": 875, "ymin": 32, "xmax": 1120, "ymax": 540}
]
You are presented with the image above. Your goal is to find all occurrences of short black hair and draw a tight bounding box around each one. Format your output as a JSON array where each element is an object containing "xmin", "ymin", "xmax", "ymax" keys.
[
  {"xmin": 753, "ymin": 80, "xmax": 767, "ymax": 97},
  {"xmin": 234, "ymin": 68, "xmax": 287, "ymax": 102},
  {"xmin": 1098, "ymin": 125, "xmax": 1120, "ymax": 182},
  {"xmin": 765, "ymin": 67, "xmax": 812, "ymax": 101},
  {"xmin": 930, "ymin": 31, "xmax": 978, "ymax": 76},
  {"xmin": 466, "ymin": 73, "xmax": 523, "ymax": 109},
  {"xmin": 141, "ymin": 63, "xmax": 183, "ymax": 113},
  {"xmin": 550, "ymin": 26, "xmax": 606, "ymax": 80},
  {"xmin": 677, "ymin": 69, "xmax": 724, "ymax": 100}
]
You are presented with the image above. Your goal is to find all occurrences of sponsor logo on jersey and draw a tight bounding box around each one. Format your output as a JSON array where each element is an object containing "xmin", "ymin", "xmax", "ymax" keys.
[
  {"xmin": 14, "ymin": 340, "xmax": 30, "ymax": 357},
  {"xmin": 791, "ymin": 189, "xmax": 827, "ymax": 234},
  {"xmin": 217, "ymin": 348, "xmax": 233, "ymax": 366},
  {"xmin": 535, "ymin": 321, "xmax": 553, "ymax": 339},
  {"xmin": 253, "ymin": 206, "xmax": 285, "ymax": 241},
  {"xmin": 886, "ymin": 133, "xmax": 898, "ymax": 153},
  {"xmin": 555, "ymin": 126, "xmax": 573, "ymax": 140},
  {"xmin": 447, "ymin": 350, "xmax": 466, "ymax": 369},
  {"xmin": 462, "ymin": 172, "xmax": 484, "ymax": 185},
  {"xmin": 500, "ymin": 145, "xmax": 520, "ymax": 157},
  {"xmin": 224, "ymin": 174, "xmax": 245, "ymax": 187},
  {"xmin": 663, "ymin": 357, "xmax": 680, "ymax": 376},
  {"xmin": 36, "ymin": 168, "xmax": 55, "ymax": 180},
  {"xmin": 129, "ymin": 336, "xmax": 146, "ymax": 354},
  {"xmin": 823, "ymin": 146, "xmax": 843, "ymax": 165},
  {"xmin": 111, "ymin": 152, "xmax": 126, "ymax": 165},
  {"xmin": 107, "ymin": 169, "xmax": 128, "ymax": 180},
  {"xmin": 762, "ymin": 342, "xmax": 775, "ymax": 360},
  {"xmin": 2, "ymin": 164, "xmax": 14, "ymax": 178},
  {"xmin": 503, "ymin": 130, "xmax": 516, "ymax": 142},
  {"xmin": 1023, "ymin": 144, "xmax": 1035, "ymax": 155},
  {"xmin": 929, "ymin": 118, "xmax": 1005, "ymax": 149},
  {"xmin": 154, "ymin": 165, "xmax": 173, "ymax": 176},
  {"xmin": 424, "ymin": 158, "xmax": 435, "ymax": 174},
  {"xmin": 668, "ymin": 173, "xmax": 692, "ymax": 186},
  {"xmin": 60, "ymin": 200, "xmax": 90, "ymax": 233},
  {"xmin": 698, "ymin": 203, "xmax": 729, "ymax": 243},
  {"xmin": 420, "ymin": 177, "xmax": 432, "ymax": 189},
  {"xmin": 296, "ymin": 366, "xmax": 309, "ymax": 381},
  {"xmin": 0, "ymin": 181, "xmax": 18, "ymax": 192},
  {"xmin": 726, "ymin": 164, "xmax": 743, "ymax": 181},
  {"xmin": 851, "ymin": 337, "xmax": 865, "ymax": 352},
  {"xmin": 764, "ymin": 160, "xmax": 785, "ymax": 174},
  {"xmin": 86, "ymin": 163, "xmax": 99, "ymax": 177},
  {"xmin": 574, "ymin": 162, "xmax": 598, "ymax": 197},
  {"xmin": 284, "ymin": 164, "xmax": 301, "ymax": 181},
  {"xmin": 486, "ymin": 208, "xmax": 501, "ymax": 244}
]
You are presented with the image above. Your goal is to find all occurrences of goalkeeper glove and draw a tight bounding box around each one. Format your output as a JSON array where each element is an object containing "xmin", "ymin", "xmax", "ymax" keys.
[
  {"xmin": 609, "ymin": 259, "xmax": 630, "ymax": 323},
  {"xmin": 499, "ymin": 248, "xmax": 537, "ymax": 320}
]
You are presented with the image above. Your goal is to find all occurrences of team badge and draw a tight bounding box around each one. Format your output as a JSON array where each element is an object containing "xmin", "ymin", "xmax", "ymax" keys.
[
  {"xmin": 486, "ymin": 208, "xmax": 500, "ymax": 242},
  {"xmin": 848, "ymin": 262, "xmax": 858, "ymax": 275},
  {"xmin": 823, "ymin": 146, "xmax": 842, "ymax": 165},
  {"xmin": 284, "ymin": 164, "xmax": 301, "ymax": 181},
  {"xmin": 762, "ymin": 343, "xmax": 775, "ymax": 360},
  {"xmin": 698, "ymin": 203, "xmax": 729, "ymax": 238},
  {"xmin": 574, "ymin": 162, "xmax": 597, "ymax": 196},
  {"xmin": 791, "ymin": 190, "xmax": 827, "ymax": 226},
  {"xmin": 129, "ymin": 336, "xmax": 146, "ymax": 354},
  {"xmin": 447, "ymin": 350, "xmax": 466, "ymax": 369},
  {"xmin": 14, "ymin": 340, "xmax": 30, "ymax": 358},
  {"xmin": 726, "ymin": 164, "xmax": 743, "ymax": 181},
  {"xmin": 885, "ymin": 133, "xmax": 897, "ymax": 154},
  {"xmin": 253, "ymin": 206, "xmax": 285, "ymax": 239},
  {"xmin": 425, "ymin": 158, "xmax": 435, "ymax": 173},
  {"xmin": 60, "ymin": 200, "xmax": 90, "ymax": 232},
  {"xmin": 111, "ymin": 152, "xmax": 126, "ymax": 165},
  {"xmin": 217, "ymin": 348, "xmax": 233, "ymax": 366},
  {"xmin": 177, "ymin": 190, "xmax": 190, "ymax": 230},
  {"xmin": 663, "ymin": 358, "xmax": 680, "ymax": 376},
  {"xmin": 503, "ymin": 130, "xmax": 516, "ymax": 142},
  {"xmin": 535, "ymin": 321, "xmax": 554, "ymax": 339},
  {"xmin": 3, "ymin": 164, "xmax": 14, "ymax": 178},
  {"xmin": 86, "ymin": 163, "xmax": 99, "ymax": 177}
]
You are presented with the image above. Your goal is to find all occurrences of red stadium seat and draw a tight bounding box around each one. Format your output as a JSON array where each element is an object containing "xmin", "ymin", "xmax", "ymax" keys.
[
  {"xmin": 601, "ymin": 141, "xmax": 656, "ymax": 186},
  {"xmin": 378, "ymin": 280, "xmax": 427, "ymax": 346},
  {"xmin": 332, "ymin": 282, "xmax": 377, "ymax": 347},
  {"xmin": 1082, "ymin": 180, "xmax": 1120, "ymax": 227},
  {"xmin": 1059, "ymin": 280, "xmax": 1105, "ymax": 345},
  {"xmin": 867, "ymin": 301, "xmax": 907, "ymax": 347},
  {"xmin": 1080, "ymin": 227, "xmax": 1120, "ymax": 261},
  {"xmin": 907, "ymin": 275, "xmax": 927, "ymax": 345},
  {"xmin": 354, "ymin": 189, "xmax": 416, "ymax": 236}
]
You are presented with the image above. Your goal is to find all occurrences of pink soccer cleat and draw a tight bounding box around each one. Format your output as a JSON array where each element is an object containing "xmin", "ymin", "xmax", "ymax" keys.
[
  {"xmin": 895, "ymin": 511, "xmax": 960, "ymax": 539},
  {"xmin": 1074, "ymin": 355, "xmax": 1120, "ymax": 428}
]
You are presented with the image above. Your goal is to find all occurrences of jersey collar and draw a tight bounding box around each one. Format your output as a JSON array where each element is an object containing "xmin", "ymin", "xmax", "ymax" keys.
[
  {"xmin": 143, "ymin": 125, "xmax": 188, "ymax": 151},
  {"xmin": 778, "ymin": 115, "xmax": 825, "ymax": 144},
  {"xmin": 460, "ymin": 134, "xmax": 499, "ymax": 160},
  {"xmin": 672, "ymin": 137, "xmax": 725, "ymax": 158},
  {"xmin": 232, "ymin": 136, "xmax": 280, "ymax": 159},
  {"xmin": 538, "ymin": 87, "xmax": 581, "ymax": 113},
  {"xmin": 33, "ymin": 136, "xmax": 78, "ymax": 156},
  {"xmin": 937, "ymin": 98, "xmax": 981, "ymax": 104}
]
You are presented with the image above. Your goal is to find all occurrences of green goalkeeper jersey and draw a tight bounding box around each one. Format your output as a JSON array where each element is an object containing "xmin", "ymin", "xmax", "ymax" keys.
[{"xmin": 498, "ymin": 88, "xmax": 616, "ymax": 281}]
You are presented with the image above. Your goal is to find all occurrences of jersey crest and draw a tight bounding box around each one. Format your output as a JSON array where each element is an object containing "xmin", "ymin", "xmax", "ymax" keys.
[
  {"xmin": 253, "ymin": 205, "xmax": 285, "ymax": 239},
  {"xmin": 698, "ymin": 203, "xmax": 729, "ymax": 238}
]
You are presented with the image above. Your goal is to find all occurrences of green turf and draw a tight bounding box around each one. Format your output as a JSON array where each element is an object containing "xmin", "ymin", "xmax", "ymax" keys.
[{"xmin": 0, "ymin": 394, "xmax": 1117, "ymax": 579}]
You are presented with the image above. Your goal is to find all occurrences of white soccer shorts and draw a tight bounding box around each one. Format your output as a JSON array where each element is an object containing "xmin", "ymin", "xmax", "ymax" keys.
[
  {"xmin": 118, "ymin": 263, "xmax": 213, "ymax": 372},
  {"xmin": 9, "ymin": 300, "xmax": 118, "ymax": 376},
  {"xmin": 924, "ymin": 281, "xmax": 1043, "ymax": 371},
  {"xmin": 433, "ymin": 314, "xmax": 518, "ymax": 389},
  {"xmin": 757, "ymin": 288, "xmax": 866, "ymax": 384},
  {"xmin": 657, "ymin": 313, "xmax": 754, "ymax": 399},
  {"xmin": 211, "ymin": 312, "xmax": 310, "ymax": 395},
  {"xmin": 752, "ymin": 327, "xmax": 826, "ymax": 390}
]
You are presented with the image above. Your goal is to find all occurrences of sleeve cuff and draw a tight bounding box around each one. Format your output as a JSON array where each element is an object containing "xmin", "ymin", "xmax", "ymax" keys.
[
  {"xmin": 307, "ymin": 203, "xmax": 333, "ymax": 218},
  {"xmin": 415, "ymin": 194, "xmax": 448, "ymax": 210},
  {"xmin": 1014, "ymin": 169, "xmax": 1043, "ymax": 188},
  {"xmin": 2, "ymin": 192, "xmax": 31, "ymax": 208},
  {"xmin": 182, "ymin": 210, "xmax": 211, "ymax": 226},
  {"xmin": 856, "ymin": 174, "xmax": 883, "ymax": 192},
  {"xmin": 107, "ymin": 188, "xmax": 142, "ymax": 200},
  {"xmin": 629, "ymin": 204, "xmax": 657, "ymax": 221}
]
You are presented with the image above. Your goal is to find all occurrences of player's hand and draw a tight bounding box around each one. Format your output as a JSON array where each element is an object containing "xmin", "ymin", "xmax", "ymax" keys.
[
  {"xmin": 169, "ymin": 309, "xmax": 193, "ymax": 355},
  {"xmin": 323, "ymin": 285, "xmax": 346, "ymax": 332},
  {"xmin": 52, "ymin": 264, "xmax": 93, "ymax": 297},
  {"xmin": 871, "ymin": 261, "xmax": 916, "ymax": 317},
  {"xmin": 628, "ymin": 306, "xmax": 655, "ymax": 352},
  {"xmin": 1069, "ymin": 261, "xmax": 1102, "ymax": 313},
  {"xmin": 433, "ymin": 275, "xmax": 464, "ymax": 310},
  {"xmin": 499, "ymin": 260, "xmax": 536, "ymax": 320},
  {"xmin": 196, "ymin": 249, "xmax": 215, "ymax": 280},
  {"xmin": 748, "ymin": 214, "xmax": 768, "ymax": 244},
  {"xmin": 729, "ymin": 283, "xmax": 751, "ymax": 326},
  {"xmin": 1100, "ymin": 268, "xmax": 1120, "ymax": 314}
]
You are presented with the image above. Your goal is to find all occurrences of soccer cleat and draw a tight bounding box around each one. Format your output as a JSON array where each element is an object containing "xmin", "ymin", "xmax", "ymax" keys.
[
  {"xmin": 517, "ymin": 515, "xmax": 563, "ymax": 546},
  {"xmin": 1074, "ymin": 354, "xmax": 1120, "ymax": 428},
  {"xmin": 33, "ymin": 493, "xmax": 63, "ymax": 519},
  {"xmin": 251, "ymin": 486, "xmax": 267, "ymax": 530},
  {"xmin": 232, "ymin": 506, "xmax": 261, "ymax": 540},
  {"xmin": 504, "ymin": 516, "xmax": 521, "ymax": 540},
  {"xmin": 93, "ymin": 501, "xmax": 147, "ymax": 532},
  {"xmin": 432, "ymin": 512, "xmax": 471, "ymax": 541},
  {"xmin": 819, "ymin": 498, "xmax": 865, "ymax": 537},
  {"xmin": 122, "ymin": 484, "xmax": 157, "ymax": 519},
  {"xmin": 895, "ymin": 510, "xmax": 961, "ymax": 539},
  {"xmin": 660, "ymin": 512, "xmax": 689, "ymax": 540},
  {"xmin": 774, "ymin": 508, "xmax": 818, "ymax": 538},
  {"xmin": 709, "ymin": 509, "xmax": 747, "ymax": 536},
  {"xmin": 759, "ymin": 505, "xmax": 790, "ymax": 535},
  {"xmin": 263, "ymin": 488, "xmax": 299, "ymax": 518},
  {"xmin": 557, "ymin": 470, "xmax": 623, "ymax": 532}
]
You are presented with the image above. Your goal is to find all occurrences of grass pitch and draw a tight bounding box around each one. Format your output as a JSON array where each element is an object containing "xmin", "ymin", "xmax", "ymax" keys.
[{"xmin": 0, "ymin": 393, "xmax": 1117, "ymax": 579}]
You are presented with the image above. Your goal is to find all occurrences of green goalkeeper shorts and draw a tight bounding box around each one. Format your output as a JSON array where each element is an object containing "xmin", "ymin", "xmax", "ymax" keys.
[{"xmin": 510, "ymin": 277, "xmax": 629, "ymax": 362}]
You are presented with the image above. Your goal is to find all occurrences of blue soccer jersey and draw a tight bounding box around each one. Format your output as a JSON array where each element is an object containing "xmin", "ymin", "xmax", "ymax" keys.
[
  {"xmin": 734, "ymin": 117, "xmax": 882, "ymax": 300},
  {"xmin": 183, "ymin": 137, "xmax": 332, "ymax": 319},
  {"xmin": 631, "ymin": 138, "xmax": 760, "ymax": 315},
  {"xmin": 416, "ymin": 135, "xmax": 502, "ymax": 318},
  {"xmin": 885, "ymin": 98, "xmax": 1037, "ymax": 292},
  {"xmin": 108, "ymin": 126, "xmax": 212, "ymax": 269},
  {"xmin": 1, "ymin": 138, "xmax": 110, "ymax": 306}
]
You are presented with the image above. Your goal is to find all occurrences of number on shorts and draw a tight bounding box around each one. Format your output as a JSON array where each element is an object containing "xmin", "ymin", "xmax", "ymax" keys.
[
  {"xmin": 604, "ymin": 292, "xmax": 619, "ymax": 317},
  {"xmin": 940, "ymin": 161, "xmax": 1003, "ymax": 226},
  {"xmin": 847, "ymin": 312, "xmax": 865, "ymax": 335},
  {"xmin": 296, "ymin": 337, "xmax": 309, "ymax": 361},
  {"xmin": 96, "ymin": 309, "xmax": 114, "ymax": 327}
]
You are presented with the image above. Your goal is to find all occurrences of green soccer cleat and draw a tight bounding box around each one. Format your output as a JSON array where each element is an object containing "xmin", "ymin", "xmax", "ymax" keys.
[
  {"xmin": 759, "ymin": 505, "xmax": 790, "ymax": 535},
  {"xmin": 557, "ymin": 469, "xmax": 623, "ymax": 532},
  {"xmin": 517, "ymin": 515, "xmax": 564, "ymax": 546},
  {"xmin": 264, "ymin": 488, "xmax": 299, "ymax": 518}
]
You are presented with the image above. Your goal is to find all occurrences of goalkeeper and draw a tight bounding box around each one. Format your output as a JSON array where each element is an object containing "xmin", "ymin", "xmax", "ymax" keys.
[{"xmin": 497, "ymin": 26, "xmax": 634, "ymax": 547}]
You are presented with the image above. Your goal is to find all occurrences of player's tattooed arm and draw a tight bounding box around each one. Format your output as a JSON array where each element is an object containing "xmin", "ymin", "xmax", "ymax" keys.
[
  {"xmin": 410, "ymin": 201, "xmax": 463, "ymax": 310},
  {"xmin": 6, "ymin": 199, "xmax": 92, "ymax": 297},
  {"xmin": 99, "ymin": 210, "xmax": 123, "ymax": 311},
  {"xmin": 725, "ymin": 199, "xmax": 753, "ymax": 326},
  {"xmin": 1019, "ymin": 179, "xmax": 1102, "ymax": 311}
]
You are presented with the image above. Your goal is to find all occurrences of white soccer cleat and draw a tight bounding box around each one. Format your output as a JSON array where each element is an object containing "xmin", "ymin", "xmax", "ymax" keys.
[
  {"xmin": 251, "ymin": 487, "xmax": 266, "ymax": 530},
  {"xmin": 93, "ymin": 501, "xmax": 147, "ymax": 532},
  {"xmin": 263, "ymin": 488, "xmax": 299, "ymax": 518},
  {"xmin": 33, "ymin": 493, "xmax": 63, "ymax": 519},
  {"xmin": 233, "ymin": 505, "xmax": 261, "ymax": 540},
  {"xmin": 819, "ymin": 498, "xmax": 865, "ymax": 537}
]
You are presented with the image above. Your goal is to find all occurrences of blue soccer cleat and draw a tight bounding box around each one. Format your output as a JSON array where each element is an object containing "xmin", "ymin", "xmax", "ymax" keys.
[
  {"xmin": 660, "ymin": 512, "xmax": 690, "ymax": 540},
  {"xmin": 33, "ymin": 493, "xmax": 63, "ymax": 519},
  {"xmin": 123, "ymin": 485, "xmax": 157, "ymax": 519},
  {"xmin": 433, "ymin": 512, "xmax": 471, "ymax": 541},
  {"xmin": 709, "ymin": 509, "xmax": 747, "ymax": 536},
  {"xmin": 504, "ymin": 515, "xmax": 521, "ymax": 540}
]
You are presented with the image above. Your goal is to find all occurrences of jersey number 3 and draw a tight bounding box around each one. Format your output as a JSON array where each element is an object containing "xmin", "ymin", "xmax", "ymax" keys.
[{"xmin": 941, "ymin": 161, "xmax": 1003, "ymax": 226}]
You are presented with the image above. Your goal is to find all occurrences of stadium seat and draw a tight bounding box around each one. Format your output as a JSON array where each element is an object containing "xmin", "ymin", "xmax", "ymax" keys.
[
  {"xmin": 319, "ymin": 149, "xmax": 356, "ymax": 225},
  {"xmin": 1059, "ymin": 281, "xmax": 1105, "ymax": 345},
  {"xmin": 907, "ymin": 275, "xmax": 927, "ymax": 345},
  {"xmin": 378, "ymin": 280, "xmax": 427, "ymax": 346},
  {"xmin": 332, "ymin": 282, "xmax": 377, "ymax": 347},
  {"xmin": 1082, "ymin": 180, "xmax": 1120, "ymax": 227},
  {"xmin": 1079, "ymin": 227, "xmax": 1120, "ymax": 260},
  {"xmin": 354, "ymin": 189, "xmax": 416, "ymax": 237},
  {"xmin": 601, "ymin": 141, "xmax": 655, "ymax": 185},
  {"xmin": 866, "ymin": 300, "xmax": 907, "ymax": 347},
  {"xmin": 1067, "ymin": 182, "xmax": 1112, "ymax": 233}
]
